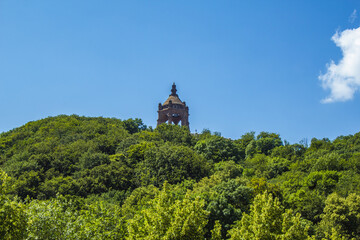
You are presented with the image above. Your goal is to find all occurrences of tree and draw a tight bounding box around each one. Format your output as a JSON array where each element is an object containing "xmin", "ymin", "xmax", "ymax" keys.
[
  {"xmin": 13, "ymin": 170, "xmax": 41, "ymax": 199},
  {"xmin": 79, "ymin": 151, "xmax": 110, "ymax": 170},
  {"xmin": 318, "ymin": 193, "xmax": 360, "ymax": 239},
  {"xmin": 235, "ymin": 132, "xmax": 255, "ymax": 151},
  {"xmin": 285, "ymin": 188, "xmax": 324, "ymax": 223},
  {"xmin": 213, "ymin": 160, "xmax": 243, "ymax": 180},
  {"xmin": 0, "ymin": 169, "xmax": 28, "ymax": 240},
  {"xmin": 38, "ymin": 176, "xmax": 79, "ymax": 199},
  {"xmin": 126, "ymin": 141, "xmax": 156, "ymax": 164},
  {"xmin": 256, "ymin": 132, "xmax": 283, "ymax": 155},
  {"xmin": 211, "ymin": 220, "xmax": 222, "ymax": 240},
  {"xmin": 305, "ymin": 171, "xmax": 340, "ymax": 196},
  {"xmin": 228, "ymin": 191, "xmax": 311, "ymax": 240},
  {"xmin": 245, "ymin": 140, "xmax": 257, "ymax": 159},
  {"xmin": 123, "ymin": 118, "xmax": 147, "ymax": 134},
  {"xmin": 155, "ymin": 124, "xmax": 193, "ymax": 146},
  {"xmin": 27, "ymin": 195, "xmax": 126, "ymax": 240},
  {"xmin": 194, "ymin": 135, "xmax": 242, "ymax": 163},
  {"xmin": 127, "ymin": 182, "xmax": 209, "ymax": 239},
  {"xmin": 136, "ymin": 143, "xmax": 210, "ymax": 186}
]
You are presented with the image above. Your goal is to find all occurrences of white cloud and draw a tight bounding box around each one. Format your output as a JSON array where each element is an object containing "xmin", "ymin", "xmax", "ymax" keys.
[
  {"xmin": 319, "ymin": 26, "xmax": 360, "ymax": 103},
  {"xmin": 349, "ymin": 9, "xmax": 357, "ymax": 23}
]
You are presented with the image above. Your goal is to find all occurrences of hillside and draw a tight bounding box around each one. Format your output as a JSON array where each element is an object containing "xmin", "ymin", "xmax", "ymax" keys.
[{"xmin": 1, "ymin": 115, "xmax": 360, "ymax": 239}]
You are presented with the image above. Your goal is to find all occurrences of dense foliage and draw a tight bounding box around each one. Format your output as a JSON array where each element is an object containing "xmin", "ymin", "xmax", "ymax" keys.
[{"xmin": 1, "ymin": 115, "xmax": 360, "ymax": 239}]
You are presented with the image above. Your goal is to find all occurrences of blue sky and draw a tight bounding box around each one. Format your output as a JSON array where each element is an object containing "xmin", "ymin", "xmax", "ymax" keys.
[{"xmin": 0, "ymin": 1, "xmax": 359, "ymax": 143}]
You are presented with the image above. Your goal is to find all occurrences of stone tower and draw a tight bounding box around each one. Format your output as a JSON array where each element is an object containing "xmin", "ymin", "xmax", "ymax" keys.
[{"xmin": 157, "ymin": 83, "xmax": 189, "ymax": 128}]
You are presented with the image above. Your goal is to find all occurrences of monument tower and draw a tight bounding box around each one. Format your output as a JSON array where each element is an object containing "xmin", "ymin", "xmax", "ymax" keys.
[{"xmin": 157, "ymin": 83, "xmax": 189, "ymax": 128}]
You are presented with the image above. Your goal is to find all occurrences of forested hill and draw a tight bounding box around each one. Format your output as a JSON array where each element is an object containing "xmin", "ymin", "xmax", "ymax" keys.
[{"xmin": 1, "ymin": 115, "xmax": 360, "ymax": 239}]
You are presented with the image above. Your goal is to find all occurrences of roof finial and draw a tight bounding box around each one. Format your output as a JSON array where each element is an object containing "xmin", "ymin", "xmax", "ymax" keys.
[{"xmin": 171, "ymin": 83, "xmax": 177, "ymax": 96}]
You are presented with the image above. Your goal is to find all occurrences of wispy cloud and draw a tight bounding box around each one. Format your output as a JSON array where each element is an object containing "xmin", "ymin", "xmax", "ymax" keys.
[
  {"xmin": 349, "ymin": 9, "xmax": 357, "ymax": 23},
  {"xmin": 319, "ymin": 26, "xmax": 360, "ymax": 103}
]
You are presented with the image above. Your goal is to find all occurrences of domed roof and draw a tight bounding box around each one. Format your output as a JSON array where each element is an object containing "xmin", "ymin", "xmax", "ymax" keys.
[
  {"xmin": 163, "ymin": 95, "xmax": 184, "ymax": 105},
  {"xmin": 162, "ymin": 83, "xmax": 185, "ymax": 106}
]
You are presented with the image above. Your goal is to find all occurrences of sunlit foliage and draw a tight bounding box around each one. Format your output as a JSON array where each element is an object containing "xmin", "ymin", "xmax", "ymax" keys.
[{"xmin": 1, "ymin": 115, "xmax": 360, "ymax": 239}]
